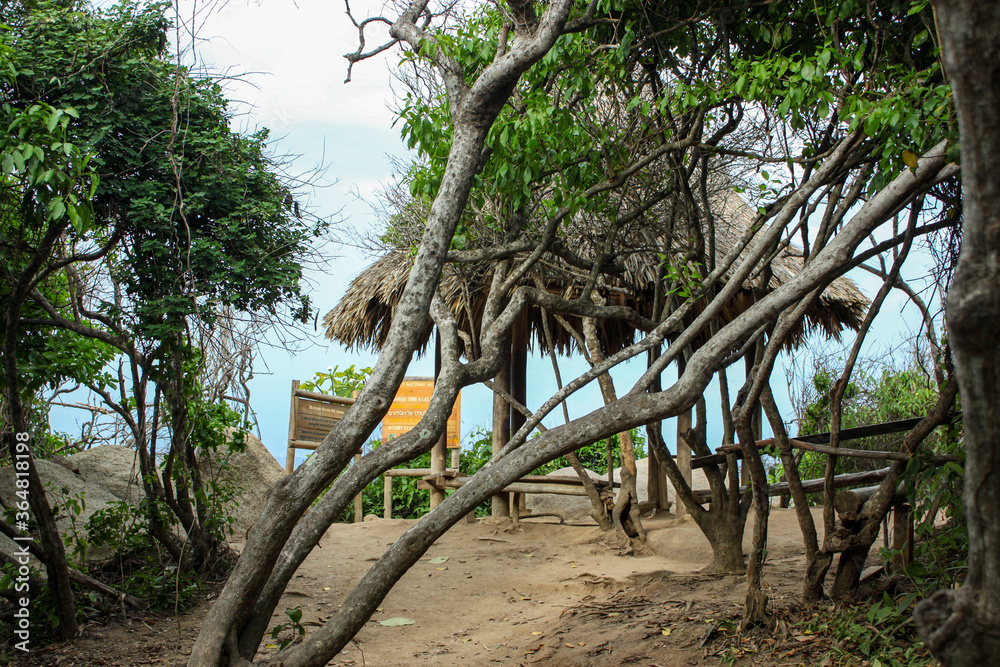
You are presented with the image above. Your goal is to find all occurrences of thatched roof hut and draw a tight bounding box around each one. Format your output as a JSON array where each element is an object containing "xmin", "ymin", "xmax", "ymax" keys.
[{"xmin": 323, "ymin": 193, "xmax": 869, "ymax": 357}]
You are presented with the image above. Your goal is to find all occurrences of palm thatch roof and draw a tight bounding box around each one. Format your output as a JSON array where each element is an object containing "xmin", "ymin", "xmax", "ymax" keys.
[{"xmin": 323, "ymin": 193, "xmax": 869, "ymax": 357}]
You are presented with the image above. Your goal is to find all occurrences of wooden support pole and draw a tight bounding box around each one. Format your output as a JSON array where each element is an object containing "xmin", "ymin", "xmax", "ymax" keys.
[
  {"xmin": 677, "ymin": 409, "xmax": 692, "ymax": 517},
  {"xmin": 286, "ymin": 380, "xmax": 299, "ymax": 474},
  {"xmin": 430, "ymin": 334, "xmax": 447, "ymax": 509},
  {"xmin": 648, "ymin": 450, "xmax": 662, "ymax": 510},
  {"xmin": 384, "ymin": 474, "xmax": 392, "ymax": 519},
  {"xmin": 353, "ymin": 451, "xmax": 364, "ymax": 522},
  {"xmin": 492, "ymin": 341, "xmax": 511, "ymax": 518},
  {"xmin": 676, "ymin": 356, "xmax": 692, "ymax": 517},
  {"xmin": 509, "ymin": 318, "xmax": 528, "ymax": 523},
  {"xmin": 351, "ymin": 389, "xmax": 364, "ymax": 521}
]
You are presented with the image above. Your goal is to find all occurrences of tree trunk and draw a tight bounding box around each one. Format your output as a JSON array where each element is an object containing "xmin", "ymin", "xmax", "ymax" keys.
[
  {"xmin": 2, "ymin": 220, "xmax": 80, "ymax": 640},
  {"xmin": 736, "ymin": 378, "xmax": 771, "ymax": 624},
  {"xmin": 583, "ymin": 304, "xmax": 644, "ymax": 544},
  {"xmin": 914, "ymin": 2, "xmax": 1000, "ymax": 662}
]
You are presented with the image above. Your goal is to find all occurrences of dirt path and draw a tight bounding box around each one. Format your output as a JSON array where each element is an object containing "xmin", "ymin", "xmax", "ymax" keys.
[{"xmin": 11, "ymin": 508, "xmax": 829, "ymax": 666}]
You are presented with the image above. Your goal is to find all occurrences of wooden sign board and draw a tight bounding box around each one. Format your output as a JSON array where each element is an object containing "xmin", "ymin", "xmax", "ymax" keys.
[
  {"xmin": 292, "ymin": 398, "xmax": 349, "ymax": 444},
  {"xmin": 382, "ymin": 378, "xmax": 461, "ymax": 448}
]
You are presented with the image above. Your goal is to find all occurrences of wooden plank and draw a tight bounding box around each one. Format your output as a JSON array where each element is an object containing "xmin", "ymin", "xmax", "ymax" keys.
[
  {"xmin": 691, "ymin": 467, "xmax": 892, "ymax": 503},
  {"xmin": 293, "ymin": 388, "xmax": 356, "ymax": 405},
  {"xmin": 288, "ymin": 440, "xmax": 321, "ymax": 451},
  {"xmin": 384, "ymin": 468, "xmax": 460, "ymax": 477},
  {"xmin": 690, "ymin": 415, "xmax": 959, "ymax": 470},
  {"xmin": 418, "ymin": 477, "xmax": 594, "ymax": 497}
]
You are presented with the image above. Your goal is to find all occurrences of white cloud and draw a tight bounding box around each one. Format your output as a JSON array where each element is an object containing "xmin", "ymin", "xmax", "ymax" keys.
[{"xmin": 180, "ymin": 0, "xmax": 400, "ymax": 133}]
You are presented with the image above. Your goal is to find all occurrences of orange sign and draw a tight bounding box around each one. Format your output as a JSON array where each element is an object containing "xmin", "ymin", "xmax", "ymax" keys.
[{"xmin": 382, "ymin": 378, "xmax": 461, "ymax": 448}]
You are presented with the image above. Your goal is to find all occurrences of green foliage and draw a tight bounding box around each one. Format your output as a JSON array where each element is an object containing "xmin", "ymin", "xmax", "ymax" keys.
[
  {"xmin": 300, "ymin": 365, "xmax": 373, "ymax": 398},
  {"xmin": 532, "ymin": 429, "xmax": 647, "ymax": 477},
  {"xmin": 793, "ymin": 356, "xmax": 949, "ymax": 481},
  {"xmin": 336, "ymin": 441, "xmax": 431, "ymax": 522},
  {"xmin": 85, "ymin": 498, "xmax": 202, "ymax": 610},
  {"xmin": 269, "ymin": 606, "xmax": 306, "ymax": 650},
  {"xmin": 388, "ymin": 0, "xmax": 955, "ymax": 267},
  {"xmin": 329, "ymin": 425, "xmax": 648, "ymax": 523},
  {"xmin": 796, "ymin": 593, "xmax": 934, "ymax": 667}
]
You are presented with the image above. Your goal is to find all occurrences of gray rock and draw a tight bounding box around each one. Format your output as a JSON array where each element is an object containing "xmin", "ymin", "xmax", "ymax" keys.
[
  {"xmin": 0, "ymin": 458, "xmax": 126, "ymax": 563},
  {"xmin": 611, "ymin": 457, "xmax": 710, "ymax": 506},
  {"xmin": 524, "ymin": 466, "xmax": 605, "ymax": 522},
  {"xmin": 199, "ymin": 430, "xmax": 284, "ymax": 539},
  {"xmin": 524, "ymin": 458, "xmax": 711, "ymax": 521},
  {"xmin": 59, "ymin": 445, "xmax": 145, "ymax": 504}
]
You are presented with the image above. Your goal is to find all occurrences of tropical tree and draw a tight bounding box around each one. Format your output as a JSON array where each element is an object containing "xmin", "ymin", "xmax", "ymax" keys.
[
  {"xmin": 188, "ymin": 0, "xmax": 965, "ymax": 664},
  {"xmin": 2, "ymin": 0, "xmax": 325, "ymax": 631}
]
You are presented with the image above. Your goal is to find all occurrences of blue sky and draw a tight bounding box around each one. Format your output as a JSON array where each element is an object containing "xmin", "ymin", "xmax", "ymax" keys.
[{"xmin": 53, "ymin": 0, "xmax": 944, "ymax": 472}]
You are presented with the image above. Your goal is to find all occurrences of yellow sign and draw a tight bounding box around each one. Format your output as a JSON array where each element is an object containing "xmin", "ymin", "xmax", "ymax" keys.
[{"xmin": 382, "ymin": 378, "xmax": 461, "ymax": 448}]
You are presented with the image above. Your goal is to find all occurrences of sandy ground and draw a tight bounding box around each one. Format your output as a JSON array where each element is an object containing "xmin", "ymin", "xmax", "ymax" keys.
[{"xmin": 11, "ymin": 507, "xmax": 836, "ymax": 667}]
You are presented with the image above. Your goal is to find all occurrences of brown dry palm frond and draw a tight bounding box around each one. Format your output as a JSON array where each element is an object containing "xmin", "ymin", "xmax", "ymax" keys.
[{"xmin": 323, "ymin": 190, "xmax": 868, "ymax": 358}]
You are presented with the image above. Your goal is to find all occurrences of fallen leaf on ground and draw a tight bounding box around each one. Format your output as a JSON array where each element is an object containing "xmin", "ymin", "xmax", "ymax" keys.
[
  {"xmin": 429, "ymin": 556, "xmax": 449, "ymax": 564},
  {"xmin": 380, "ymin": 618, "xmax": 416, "ymax": 627}
]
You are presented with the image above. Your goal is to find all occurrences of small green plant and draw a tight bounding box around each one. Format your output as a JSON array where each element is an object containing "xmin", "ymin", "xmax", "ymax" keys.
[
  {"xmin": 270, "ymin": 605, "xmax": 306, "ymax": 649},
  {"xmin": 54, "ymin": 487, "xmax": 88, "ymax": 567},
  {"xmin": 796, "ymin": 594, "xmax": 934, "ymax": 667},
  {"xmin": 300, "ymin": 365, "xmax": 373, "ymax": 398}
]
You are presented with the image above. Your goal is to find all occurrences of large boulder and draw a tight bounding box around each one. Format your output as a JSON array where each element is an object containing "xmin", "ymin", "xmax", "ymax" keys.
[
  {"xmin": 524, "ymin": 466, "xmax": 605, "ymax": 522},
  {"xmin": 0, "ymin": 458, "xmax": 127, "ymax": 562},
  {"xmin": 611, "ymin": 457, "xmax": 710, "ymax": 507},
  {"xmin": 58, "ymin": 445, "xmax": 145, "ymax": 504},
  {"xmin": 199, "ymin": 431, "xmax": 284, "ymax": 539},
  {"xmin": 525, "ymin": 458, "xmax": 710, "ymax": 521}
]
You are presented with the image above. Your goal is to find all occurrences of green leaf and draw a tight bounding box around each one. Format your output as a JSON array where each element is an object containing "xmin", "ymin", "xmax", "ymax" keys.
[
  {"xmin": 429, "ymin": 556, "xmax": 449, "ymax": 564},
  {"xmin": 380, "ymin": 617, "xmax": 416, "ymax": 627},
  {"xmin": 902, "ymin": 149, "xmax": 919, "ymax": 170}
]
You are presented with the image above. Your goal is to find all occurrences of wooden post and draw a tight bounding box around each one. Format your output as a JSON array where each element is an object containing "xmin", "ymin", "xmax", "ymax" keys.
[
  {"xmin": 492, "ymin": 342, "xmax": 511, "ymax": 518},
  {"xmin": 676, "ymin": 357, "xmax": 692, "ymax": 517},
  {"xmin": 353, "ymin": 451, "xmax": 364, "ymax": 522},
  {"xmin": 286, "ymin": 380, "xmax": 300, "ymax": 474},
  {"xmin": 508, "ymin": 317, "xmax": 529, "ymax": 520},
  {"xmin": 451, "ymin": 447, "xmax": 460, "ymax": 469},
  {"xmin": 430, "ymin": 334, "xmax": 447, "ymax": 509},
  {"xmin": 677, "ymin": 408, "xmax": 692, "ymax": 517},
  {"xmin": 741, "ymin": 351, "xmax": 762, "ymax": 486},
  {"xmin": 351, "ymin": 390, "xmax": 364, "ymax": 522},
  {"xmin": 648, "ymin": 452, "xmax": 661, "ymax": 510},
  {"xmin": 384, "ymin": 475, "xmax": 392, "ymax": 519}
]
